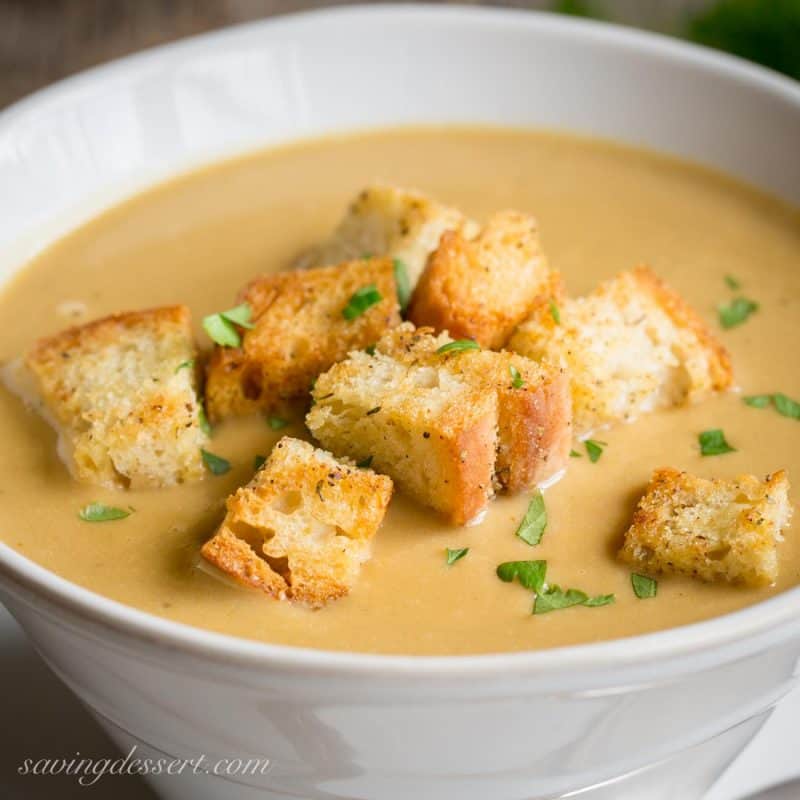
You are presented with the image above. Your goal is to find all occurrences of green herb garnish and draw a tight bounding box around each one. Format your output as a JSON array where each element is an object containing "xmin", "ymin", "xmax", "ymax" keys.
[
  {"xmin": 724, "ymin": 274, "xmax": 741, "ymax": 290},
  {"xmin": 203, "ymin": 303, "xmax": 255, "ymax": 348},
  {"xmin": 393, "ymin": 259, "xmax": 411, "ymax": 312},
  {"xmin": 515, "ymin": 491, "xmax": 547, "ymax": 546},
  {"xmin": 584, "ymin": 593, "xmax": 616, "ymax": 607},
  {"xmin": 175, "ymin": 359, "xmax": 195, "ymax": 373},
  {"xmin": 446, "ymin": 547, "xmax": 470, "ymax": 566},
  {"xmin": 549, "ymin": 300, "xmax": 561, "ymax": 324},
  {"xmin": 356, "ymin": 455, "xmax": 374, "ymax": 469},
  {"xmin": 699, "ymin": 428, "xmax": 736, "ymax": 456},
  {"xmin": 509, "ymin": 364, "xmax": 525, "ymax": 389},
  {"xmin": 718, "ymin": 297, "xmax": 758, "ymax": 329},
  {"xmin": 342, "ymin": 284, "xmax": 382, "ymax": 320},
  {"xmin": 631, "ymin": 573, "xmax": 658, "ymax": 599},
  {"xmin": 253, "ymin": 454, "xmax": 267, "ymax": 471},
  {"xmin": 496, "ymin": 560, "xmax": 547, "ymax": 591},
  {"xmin": 585, "ymin": 439, "xmax": 605, "ymax": 463},
  {"xmin": 533, "ymin": 586, "xmax": 589, "ymax": 615},
  {"xmin": 78, "ymin": 503, "xmax": 131, "ymax": 522},
  {"xmin": 498, "ymin": 559, "xmax": 614, "ymax": 614},
  {"xmin": 365, "ymin": 344, "xmax": 377, "ymax": 356},
  {"xmin": 197, "ymin": 401, "xmax": 212, "ymax": 436},
  {"xmin": 569, "ymin": 449, "xmax": 582, "ymax": 458},
  {"xmin": 366, "ymin": 406, "xmax": 381, "ymax": 416},
  {"xmin": 268, "ymin": 416, "xmax": 288, "ymax": 431},
  {"xmin": 201, "ymin": 448, "xmax": 231, "ymax": 475},
  {"xmin": 743, "ymin": 394, "xmax": 772, "ymax": 408},
  {"xmin": 773, "ymin": 393, "xmax": 800, "ymax": 420},
  {"xmin": 436, "ymin": 339, "xmax": 481, "ymax": 355}
]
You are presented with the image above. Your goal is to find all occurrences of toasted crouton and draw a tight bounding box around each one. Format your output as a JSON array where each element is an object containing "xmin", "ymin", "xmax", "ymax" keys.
[
  {"xmin": 24, "ymin": 306, "xmax": 207, "ymax": 489},
  {"xmin": 509, "ymin": 266, "xmax": 733, "ymax": 436},
  {"xmin": 200, "ymin": 437, "xmax": 393, "ymax": 606},
  {"xmin": 619, "ymin": 468, "xmax": 792, "ymax": 587},
  {"xmin": 377, "ymin": 323, "xmax": 572, "ymax": 491},
  {"xmin": 298, "ymin": 185, "xmax": 479, "ymax": 290},
  {"xmin": 305, "ymin": 337, "xmax": 498, "ymax": 525},
  {"xmin": 204, "ymin": 258, "xmax": 400, "ymax": 421},
  {"xmin": 408, "ymin": 211, "xmax": 561, "ymax": 348}
]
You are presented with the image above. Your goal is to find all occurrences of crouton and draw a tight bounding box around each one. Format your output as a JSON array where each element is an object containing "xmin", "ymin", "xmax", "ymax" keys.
[
  {"xmin": 619, "ymin": 468, "xmax": 792, "ymax": 587},
  {"xmin": 24, "ymin": 306, "xmax": 207, "ymax": 489},
  {"xmin": 205, "ymin": 258, "xmax": 400, "ymax": 421},
  {"xmin": 298, "ymin": 185, "xmax": 479, "ymax": 290},
  {"xmin": 305, "ymin": 336, "xmax": 498, "ymax": 525},
  {"xmin": 509, "ymin": 266, "xmax": 733, "ymax": 436},
  {"xmin": 377, "ymin": 323, "xmax": 572, "ymax": 491},
  {"xmin": 408, "ymin": 210, "xmax": 561, "ymax": 348},
  {"xmin": 200, "ymin": 437, "xmax": 393, "ymax": 607}
]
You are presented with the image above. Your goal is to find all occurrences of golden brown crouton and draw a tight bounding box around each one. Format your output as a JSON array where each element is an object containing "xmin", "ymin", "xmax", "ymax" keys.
[
  {"xmin": 200, "ymin": 437, "xmax": 393, "ymax": 607},
  {"xmin": 205, "ymin": 258, "xmax": 400, "ymax": 421},
  {"xmin": 298, "ymin": 185, "xmax": 479, "ymax": 290},
  {"xmin": 25, "ymin": 306, "xmax": 207, "ymax": 489},
  {"xmin": 408, "ymin": 211, "xmax": 561, "ymax": 348},
  {"xmin": 377, "ymin": 323, "xmax": 572, "ymax": 492},
  {"xmin": 509, "ymin": 265, "xmax": 733, "ymax": 436},
  {"xmin": 619, "ymin": 468, "xmax": 792, "ymax": 587},
  {"xmin": 305, "ymin": 337, "xmax": 498, "ymax": 525}
]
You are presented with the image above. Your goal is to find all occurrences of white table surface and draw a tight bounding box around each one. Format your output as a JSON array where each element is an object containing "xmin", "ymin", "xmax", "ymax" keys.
[{"xmin": 1, "ymin": 603, "xmax": 798, "ymax": 800}]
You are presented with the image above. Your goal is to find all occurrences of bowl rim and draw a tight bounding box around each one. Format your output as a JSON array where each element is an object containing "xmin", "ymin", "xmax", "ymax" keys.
[{"xmin": 1, "ymin": 3, "xmax": 799, "ymax": 682}]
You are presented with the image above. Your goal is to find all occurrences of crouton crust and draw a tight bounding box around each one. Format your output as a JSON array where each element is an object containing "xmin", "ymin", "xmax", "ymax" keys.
[
  {"xmin": 631, "ymin": 266, "xmax": 733, "ymax": 392},
  {"xmin": 377, "ymin": 323, "xmax": 572, "ymax": 492},
  {"xmin": 297, "ymin": 184, "xmax": 479, "ymax": 289},
  {"xmin": 25, "ymin": 305, "xmax": 207, "ymax": 488},
  {"xmin": 205, "ymin": 258, "xmax": 400, "ymax": 421},
  {"xmin": 619, "ymin": 468, "xmax": 792, "ymax": 587},
  {"xmin": 408, "ymin": 211, "xmax": 562, "ymax": 348},
  {"xmin": 510, "ymin": 265, "xmax": 733, "ymax": 436},
  {"xmin": 306, "ymin": 341, "xmax": 498, "ymax": 525},
  {"xmin": 201, "ymin": 437, "xmax": 393, "ymax": 607}
]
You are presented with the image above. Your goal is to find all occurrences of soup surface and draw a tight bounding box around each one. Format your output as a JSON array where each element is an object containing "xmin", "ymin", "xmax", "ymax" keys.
[{"xmin": 1, "ymin": 128, "xmax": 799, "ymax": 655}]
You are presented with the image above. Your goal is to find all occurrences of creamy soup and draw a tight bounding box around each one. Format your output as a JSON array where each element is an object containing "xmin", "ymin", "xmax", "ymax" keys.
[{"xmin": 1, "ymin": 128, "xmax": 799, "ymax": 655}]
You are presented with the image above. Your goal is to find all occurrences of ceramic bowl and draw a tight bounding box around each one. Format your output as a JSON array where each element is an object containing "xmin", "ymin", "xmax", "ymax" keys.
[{"xmin": 1, "ymin": 6, "xmax": 799, "ymax": 799}]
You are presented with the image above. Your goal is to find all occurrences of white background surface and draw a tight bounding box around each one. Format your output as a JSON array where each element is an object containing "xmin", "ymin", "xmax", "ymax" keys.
[{"xmin": 1, "ymin": 602, "xmax": 797, "ymax": 800}]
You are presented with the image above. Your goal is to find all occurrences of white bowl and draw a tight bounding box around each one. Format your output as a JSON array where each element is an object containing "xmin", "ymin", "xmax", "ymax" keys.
[{"xmin": 1, "ymin": 6, "xmax": 799, "ymax": 800}]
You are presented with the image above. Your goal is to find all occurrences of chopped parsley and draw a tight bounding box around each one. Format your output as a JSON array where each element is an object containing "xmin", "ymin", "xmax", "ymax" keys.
[
  {"xmin": 497, "ymin": 559, "xmax": 615, "ymax": 614},
  {"xmin": 724, "ymin": 274, "xmax": 741, "ymax": 290},
  {"xmin": 773, "ymin": 393, "xmax": 800, "ymax": 420},
  {"xmin": 496, "ymin": 560, "xmax": 547, "ymax": 591},
  {"xmin": 78, "ymin": 503, "xmax": 132, "ymax": 522},
  {"xmin": 743, "ymin": 394, "xmax": 772, "ymax": 408},
  {"xmin": 268, "ymin": 416, "xmax": 288, "ymax": 431},
  {"xmin": 197, "ymin": 401, "xmax": 212, "ymax": 436},
  {"xmin": 509, "ymin": 364, "xmax": 525, "ymax": 389},
  {"xmin": 445, "ymin": 547, "xmax": 469, "ymax": 566},
  {"xmin": 365, "ymin": 344, "xmax": 377, "ymax": 356},
  {"xmin": 549, "ymin": 300, "xmax": 561, "ymax": 324},
  {"xmin": 253, "ymin": 454, "xmax": 267, "ymax": 471},
  {"xmin": 175, "ymin": 359, "xmax": 195, "ymax": 373},
  {"xmin": 356, "ymin": 455, "xmax": 374, "ymax": 469},
  {"xmin": 393, "ymin": 259, "xmax": 411, "ymax": 312},
  {"xmin": 699, "ymin": 428, "xmax": 736, "ymax": 456},
  {"xmin": 342, "ymin": 284, "xmax": 382, "ymax": 320},
  {"xmin": 631, "ymin": 573, "xmax": 658, "ymax": 599},
  {"xmin": 718, "ymin": 296, "xmax": 758, "ymax": 329},
  {"xmin": 584, "ymin": 439, "xmax": 605, "ymax": 463},
  {"xmin": 202, "ymin": 303, "xmax": 255, "ymax": 348},
  {"xmin": 366, "ymin": 406, "xmax": 381, "ymax": 416},
  {"xmin": 201, "ymin": 448, "xmax": 231, "ymax": 475},
  {"xmin": 569, "ymin": 449, "xmax": 582, "ymax": 458},
  {"xmin": 515, "ymin": 491, "xmax": 547, "ymax": 546},
  {"xmin": 436, "ymin": 339, "xmax": 481, "ymax": 355}
]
